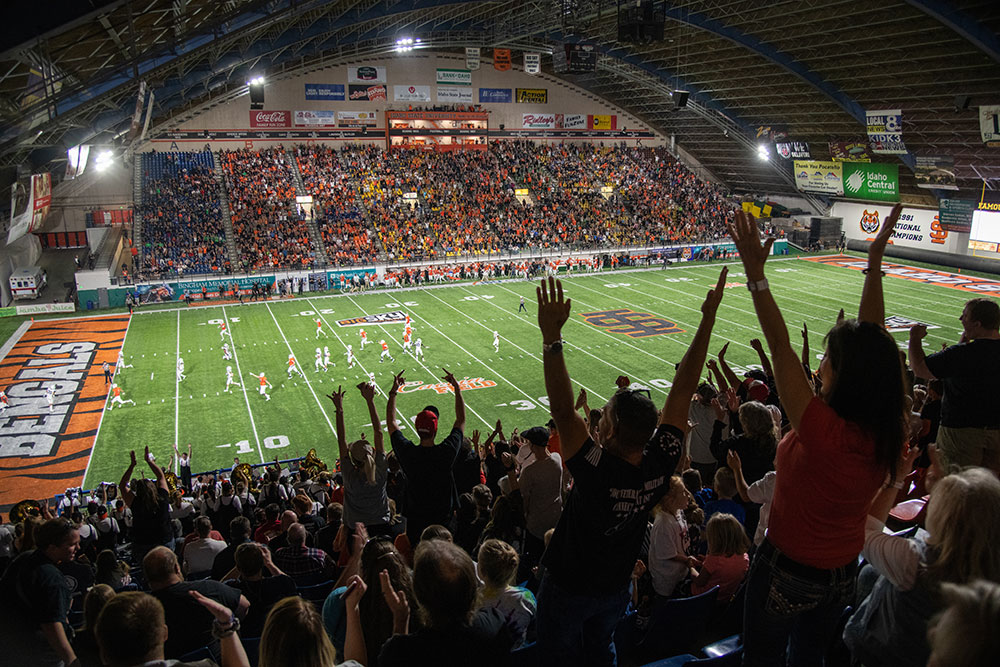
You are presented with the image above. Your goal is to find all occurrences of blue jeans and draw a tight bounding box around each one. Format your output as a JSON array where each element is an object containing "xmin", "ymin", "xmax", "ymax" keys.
[
  {"xmin": 536, "ymin": 572, "xmax": 631, "ymax": 666},
  {"xmin": 742, "ymin": 539, "xmax": 856, "ymax": 667}
]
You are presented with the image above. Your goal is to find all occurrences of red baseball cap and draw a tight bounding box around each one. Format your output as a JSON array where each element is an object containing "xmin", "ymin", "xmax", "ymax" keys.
[
  {"xmin": 747, "ymin": 380, "xmax": 770, "ymax": 403},
  {"xmin": 415, "ymin": 410, "xmax": 439, "ymax": 434}
]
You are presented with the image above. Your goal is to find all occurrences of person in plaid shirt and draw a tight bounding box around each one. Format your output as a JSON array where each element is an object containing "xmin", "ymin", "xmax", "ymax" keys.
[{"xmin": 274, "ymin": 523, "xmax": 336, "ymax": 584}]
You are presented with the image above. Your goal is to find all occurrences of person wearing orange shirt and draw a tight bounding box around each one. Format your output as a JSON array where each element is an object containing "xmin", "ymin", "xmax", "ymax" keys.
[
  {"xmin": 286, "ymin": 354, "xmax": 304, "ymax": 379},
  {"xmin": 359, "ymin": 328, "xmax": 369, "ymax": 350},
  {"xmin": 108, "ymin": 384, "xmax": 135, "ymax": 411},
  {"xmin": 379, "ymin": 340, "xmax": 395, "ymax": 364},
  {"xmin": 248, "ymin": 372, "xmax": 272, "ymax": 401}
]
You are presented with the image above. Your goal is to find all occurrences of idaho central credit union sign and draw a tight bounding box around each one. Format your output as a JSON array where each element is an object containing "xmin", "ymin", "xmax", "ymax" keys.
[
  {"xmin": 580, "ymin": 309, "xmax": 684, "ymax": 338},
  {"xmin": 249, "ymin": 110, "xmax": 290, "ymax": 128}
]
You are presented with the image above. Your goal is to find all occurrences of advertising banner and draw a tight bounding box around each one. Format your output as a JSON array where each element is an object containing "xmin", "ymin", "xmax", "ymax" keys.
[
  {"xmin": 938, "ymin": 199, "xmax": 975, "ymax": 233},
  {"xmin": 562, "ymin": 114, "xmax": 587, "ymax": 129},
  {"xmin": 793, "ymin": 160, "xmax": 843, "ymax": 195},
  {"xmin": 913, "ymin": 156, "xmax": 958, "ymax": 190},
  {"xmin": 465, "ymin": 47, "xmax": 480, "ymax": 71},
  {"xmin": 28, "ymin": 172, "xmax": 52, "ymax": 233},
  {"xmin": 774, "ymin": 141, "xmax": 810, "ymax": 159},
  {"xmin": 829, "ymin": 141, "xmax": 872, "ymax": 162},
  {"xmin": 494, "ymin": 49, "xmax": 511, "ymax": 71},
  {"xmin": 866, "ymin": 109, "xmax": 907, "ymax": 154},
  {"xmin": 515, "ymin": 88, "xmax": 547, "ymax": 104},
  {"xmin": 348, "ymin": 66, "xmax": 386, "ymax": 84},
  {"xmin": 522, "ymin": 113, "xmax": 556, "ymax": 128},
  {"xmin": 524, "ymin": 53, "xmax": 541, "ymax": 75},
  {"xmin": 437, "ymin": 86, "xmax": 474, "ymax": 103},
  {"xmin": 394, "ymin": 85, "xmax": 431, "ymax": 102},
  {"xmin": 338, "ymin": 110, "xmax": 377, "ymax": 126},
  {"xmin": 294, "ymin": 110, "xmax": 336, "ymax": 126},
  {"xmin": 833, "ymin": 202, "xmax": 953, "ymax": 252},
  {"xmin": 590, "ymin": 114, "xmax": 617, "ymax": 130},
  {"xmin": 348, "ymin": 85, "xmax": 386, "ymax": 102},
  {"xmin": 479, "ymin": 88, "xmax": 512, "ymax": 103},
  {"xmin": 435, "ymin": 69, "xmax": 471, "ymax": 86},
  {"xmin": 979, "ymin": 105, "xmax": 1000, "ymax": 146},
  {"xmin": 304, "ymin": 83, "xmax": 345, "ymax": 101},
  {"xmin": 249, "ymin": 110, "xmax": 290, "ymax": 127},
  {"xmin": 843, "ymin": 162, "xmax": 899, "ymax": 202}
]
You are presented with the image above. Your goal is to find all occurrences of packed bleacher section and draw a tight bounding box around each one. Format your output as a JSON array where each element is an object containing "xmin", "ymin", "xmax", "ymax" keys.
[
  {"xmin": 220, "ymin": 147, "xmax": 318, "ymax": 271},
  {"xmin": 137, "ymin": 152, "xmax": 230, "ymax": 278},
  {"xmin": 294, "ymin": 145, "xmax": 381, "ymax": 266}
]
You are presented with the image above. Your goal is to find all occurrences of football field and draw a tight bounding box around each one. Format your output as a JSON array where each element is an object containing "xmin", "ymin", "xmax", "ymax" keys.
[{"xmin": 81, "ymin": 256, "xmax": 969, "ymax": 486}]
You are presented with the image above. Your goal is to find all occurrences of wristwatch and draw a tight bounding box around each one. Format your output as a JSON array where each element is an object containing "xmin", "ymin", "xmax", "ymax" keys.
[
  {"xmin": 746, "ymin": 278, "xmax": 769, "ymax": 293},
  {"xmin": 543, "ymin": 339, "xmax": 564, "ymax": 353}
]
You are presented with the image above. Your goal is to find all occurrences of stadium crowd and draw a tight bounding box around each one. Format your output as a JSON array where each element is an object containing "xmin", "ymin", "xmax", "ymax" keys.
[
  {"xmin": 220, "ymin": 147, "xmax": 318, "ymax": 271},
  {"xmin": 137, "ymin": 143, "xmax": 738, "ymax": 275},
  {"xmin": 5, "ymin": 206, "xmax": 1000, "ymax": 667},
  {"xmin": 137, "ymin": 152, "xmax": 231, "ymax": 278}
]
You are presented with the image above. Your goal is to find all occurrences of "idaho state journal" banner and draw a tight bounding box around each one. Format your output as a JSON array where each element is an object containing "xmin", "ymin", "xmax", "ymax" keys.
[{"xmin": 0, "ymin": 315, "xmax": 129, "ymax": 511}]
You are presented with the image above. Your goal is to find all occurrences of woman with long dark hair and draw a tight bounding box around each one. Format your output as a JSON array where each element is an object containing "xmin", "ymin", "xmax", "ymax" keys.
[{"xmin": 727, "ymin": 206, "xmax": 906, "ymax": 666}]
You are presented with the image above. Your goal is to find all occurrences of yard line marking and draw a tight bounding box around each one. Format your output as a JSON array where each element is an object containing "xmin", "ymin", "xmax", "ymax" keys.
[
  {"xmin": 264, "ymin": 303, "xmax": 338, "ymax": 438},
  {"xmin": 343, "ymin": 295, "xmax": 495, "ymax": 429},
  {"xmin": 304, "ymin": 297, "xmax": 413, "ymax": 432},
  {"xmin": 222, "ymin": 305, "xmax": 265, "ymax": 464},
  {"xmin": 425, "ymin": 286, "xmax": 609, "ymax": 404},
  {"xmin": 174, "ymin": 310, "xmax": 181, "ymax": 473},
  {"xmin": 82, "ymin": 312, "xmax": 134, "ymax": 488}
]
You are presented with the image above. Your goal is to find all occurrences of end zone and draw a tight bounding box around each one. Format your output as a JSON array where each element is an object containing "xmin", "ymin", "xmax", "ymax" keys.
[
  {"xmin": 0, "ymin": 315, "xmax": 129, "ymax": 512},
  {"xmin": 802, "ymin": 255, "xmax": 1000, "ymax": 294}
]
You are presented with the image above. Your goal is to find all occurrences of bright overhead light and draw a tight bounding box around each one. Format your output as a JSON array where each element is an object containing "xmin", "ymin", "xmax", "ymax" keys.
[
  {"xmin": 395, "ymin": 37, "xmax": 419, "ymax": 52},
  {"xmin": 247, "ymin": 76, "xmax": 265, "ymax": 86},
  {"xmin": 757, "ymin": 145, "xmax": 770, "ymax": 161},
  {"xmin": 94, "ymin": 150, "xmax": 113, "ymax": 172}
]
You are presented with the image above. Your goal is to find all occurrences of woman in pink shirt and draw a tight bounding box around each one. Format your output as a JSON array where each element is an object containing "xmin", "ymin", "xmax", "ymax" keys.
[{"xmin": 727, "ymin": 207, "xmax": 907, "ymax": 666}]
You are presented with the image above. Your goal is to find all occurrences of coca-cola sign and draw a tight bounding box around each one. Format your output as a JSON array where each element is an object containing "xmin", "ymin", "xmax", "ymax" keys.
[
  {"xmin": 249, "ymin": 110, "xmax": 290, "ymax": 128},
  {"xmin": 522, "ymin": 113, "xmax": 556, "ymax": 129}
]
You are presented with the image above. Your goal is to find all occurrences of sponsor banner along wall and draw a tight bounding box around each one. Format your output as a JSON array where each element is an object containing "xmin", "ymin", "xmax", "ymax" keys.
[
  {"xmin": 0, "ymin": 316, "xmax": 130, "ymax": 510},
  {"xmin": 393, "ymin": 85, "xmax": 431, "ymax": 102},
  {"xmin": 465, "ymin": 47, "xmax": 480, "ymax": 70},
  {"xmin": 979, "ymin": 105, "xmax": 1000, "ymax": 146},
  {"xmin": 249, "ymin": 110, "xmax": 290, "ymax": 127},
  {"xmin": 347, "ymin": 66, "xmax": 386, "ymax": 84},
  {"xmin": 437, "ymin": 86, "xmax": 474, "ymax": 103},
  {"xmin": 829, "ymin": 141, "xmax": 871, "ymax": 162},
  {"xmin": 803, "ymin": 255, "xmax": 1000, "ymax": 294},
  {"xmin": 337, "ymin": 111, "xmax": 377, "ymax": 126},
  {"xmin": 833, "ymin": 202, "xmax": 959, "ymax": 253},
  {"xmin": 294, "ymin": 110, "xmax": 336, "ymax": 126},
  {"xmin": 522, "ymin": 113, "xmax": 556, "ymax": 128},
  {"xmin": 348, "ymin": 84, "xmax": 386, "ymax": 102},
  {"xmin": 842, "ymin": 162, "xmax": 899, "ymax": 202},
  {"xmin": 304, "ymin": 84, "xmax": 345, "ymax": 100},
  {"xmin": 435, "ymin": 69, "xmax": 471, "ymax": 86},
  {"xmin": 913, "ymin": 156, "xmax": 958, "ymax": 191},
  {"xmin": 479, "ymin": 88, "xmax": 512, "ymax": 103},
  {"xmin": 794, "ymin": 160, "xmax": 843, "ymax": 195},
  {"xmin": 515, "ymin": 88, "xmax": 548, "ymax": 104},
  {"xmin": 866, "ymin": 108, "xmax": 907, "ymax": 154}
]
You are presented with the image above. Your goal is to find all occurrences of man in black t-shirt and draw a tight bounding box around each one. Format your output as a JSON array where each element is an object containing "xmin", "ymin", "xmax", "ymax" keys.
[
  {"xmin": 909, "ymin": 298, "xmax": 1000, "ymax": 474},
  {"xmin": 534, "ymin": 271, "xmax": 728, "ymax": 666},
  {"xmin": 144, "ymin": 546, "xmax": 249, "ymax": 658},
  {"xmin": 386, "ymin": 369, "xmax": 465, "ymax": 545}
]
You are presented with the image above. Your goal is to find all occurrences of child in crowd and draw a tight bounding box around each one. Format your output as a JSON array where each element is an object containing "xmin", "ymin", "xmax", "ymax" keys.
[
  {"xmin": 682, "ymin": 468, "xmax": 716, "ymax": 509},
  {"xmin": 704, "ymin": 467, "xmax": 746, "ymax": 525},
  {"xmin": 477, "ymin": 538, "xmax": 537, "ymax": 648},
  {"xmin": 691, "ymin": 513, "xmax": 750, "ymax": 603},
  {"xmin": 648, "ymin": 476, "xmax": 700, "ymax": 599},
  {"xmin": 728, "ymin": 450, "xmax": 776, "ymax": 548}
]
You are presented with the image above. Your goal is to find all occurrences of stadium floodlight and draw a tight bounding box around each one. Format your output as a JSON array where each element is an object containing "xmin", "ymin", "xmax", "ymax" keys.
[
  {"xmin": 94, "ymin": 150, "xmax": 114, "ymax": 173},
  {"xmin": 395, "ymin": 37, "xmax": 417, "ymax": 53},
  {"xmin": 757, "ymin": 145, "xmax": 770, "ymax": 161},
  {"xmin": 247, "ymin": 76, "xmax": 265, "ymax": 86}
]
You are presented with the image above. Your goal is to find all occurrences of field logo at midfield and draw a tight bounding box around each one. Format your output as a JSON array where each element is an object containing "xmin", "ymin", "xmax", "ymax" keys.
[
  {"xmin": 337, "ymin": 311, "xmax": 406, "ymax": 327},
  {"xmin": 0, "ymin": 315, "xmax": 129, "ymax": 511},
  {"xmin": 580, "ymin": 309, "xmax": 684, "ymax": 338},
  {"xmin": 860, "ymin": 209, "xmax": 880, "ymax": 234},
  {"xmin": 399, "ymin": 378, "xmax": 497, "ymax": 394}
]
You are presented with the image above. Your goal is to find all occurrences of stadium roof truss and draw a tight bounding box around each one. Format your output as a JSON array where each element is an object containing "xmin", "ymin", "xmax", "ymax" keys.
[{"xmin": 1, "ymin": 0, "xmax": 998, "ymax": 200}]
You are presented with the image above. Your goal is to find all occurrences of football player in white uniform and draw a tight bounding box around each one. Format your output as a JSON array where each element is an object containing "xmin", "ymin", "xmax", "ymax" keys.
[
  {"xmin": 345, "ymin": 345, "xmax": 356, "ymax": 369},
  {"xmin": 414, "ymin": 337, "xmax": 425, "ymax": 361},
  {"xmin": 117, "ymin": 349, "xmax": 133, "ymax": 374},
  {"xmin": 314, "ymin": 348, "xmax": 324, "ymax": 373},
  {"xmin": 45, "ymin": 386, "xmax": 56, "ymax": 412},
  {"xmin": 323, "ymin": 346, "xmax": 332, "ymax": 370},
  {"xmin": 222, "ymin": 342, "xmax": 232, "ymax": 360},
  {"xmin": 493, "ymin": 330, "xmax": 500, "ymax": 353},
  {"xmin": 177, "ymin": 357, "xmax": 187, "ymax": 382},
  {"xmin": 225, "ymin": 366, "xmax": 242, "ymax": 393}
]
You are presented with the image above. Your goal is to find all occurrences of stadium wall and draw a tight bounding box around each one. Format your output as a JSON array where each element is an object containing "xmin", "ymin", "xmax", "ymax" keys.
[
  {"xmin": 834, "ymin": 201, "xmax": 1000, "ymax": 274},
  {"xmin": 140, "ymin": 53, "xmax": 663, "ymax": 152}
]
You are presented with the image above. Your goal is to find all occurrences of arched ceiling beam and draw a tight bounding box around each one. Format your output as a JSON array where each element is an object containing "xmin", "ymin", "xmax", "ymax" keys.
[{"xmin": 904, "ymin": 0, "xmax": 1000, "ymax": 65}]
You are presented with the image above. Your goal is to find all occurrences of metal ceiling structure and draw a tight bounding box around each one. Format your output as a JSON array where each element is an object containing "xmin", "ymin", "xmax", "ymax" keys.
[{"xmin": 2, "ymin": 0, "xmax": 999, "ymax": 200}]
